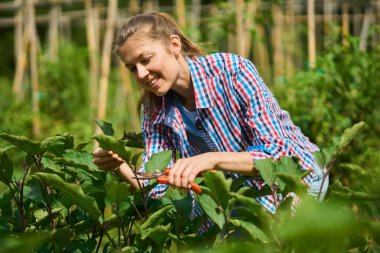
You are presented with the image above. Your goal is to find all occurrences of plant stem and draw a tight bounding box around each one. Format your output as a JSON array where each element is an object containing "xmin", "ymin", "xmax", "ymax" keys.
[{"xmin": 95, "ymin": 228, "xmax": 103, "ymax": 253}]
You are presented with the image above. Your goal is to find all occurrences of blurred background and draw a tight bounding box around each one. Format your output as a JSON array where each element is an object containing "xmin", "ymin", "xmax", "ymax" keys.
[{"xmin": 0, "ymin": 0, "xmax": 379, "ymax": 154}]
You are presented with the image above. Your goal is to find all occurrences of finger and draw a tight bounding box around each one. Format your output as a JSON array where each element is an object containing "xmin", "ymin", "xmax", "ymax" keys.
[
  {"xmin": 168, "ymin": 159, "xmax": 182, "ymax": 185},
  {"xmin": 173, "ymin": 162, "xmax": 187, "ymax": 188},
  {"xmin": 93, "ymin": 148, "xmax": 113, "ymax": 157},
  {"xmin": 181, "ymin": 165, "xmax": 195, "ymax": 189}
]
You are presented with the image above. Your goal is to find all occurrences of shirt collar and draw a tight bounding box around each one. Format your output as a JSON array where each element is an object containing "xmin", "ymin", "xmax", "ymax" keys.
[{"xmin": 151, "ymin": 56, "xmax": 217, "ymax": 125}]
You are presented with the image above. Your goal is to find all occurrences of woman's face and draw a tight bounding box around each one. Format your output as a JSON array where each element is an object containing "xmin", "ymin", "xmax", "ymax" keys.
[{"xmin": 118, "ymin": 31, "xmax": 182, "ymax": 97}]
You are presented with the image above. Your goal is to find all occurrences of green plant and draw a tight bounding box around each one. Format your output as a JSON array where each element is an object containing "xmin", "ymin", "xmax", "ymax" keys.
[{"xmin": 0, "ymin": 120, "xmax": 378, "ymax": 252}]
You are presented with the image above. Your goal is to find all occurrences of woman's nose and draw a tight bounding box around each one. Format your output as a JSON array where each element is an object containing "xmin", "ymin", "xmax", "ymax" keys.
[{"xmin": 136, "ymin": 65, "xmax": 149, "ymax": 81}]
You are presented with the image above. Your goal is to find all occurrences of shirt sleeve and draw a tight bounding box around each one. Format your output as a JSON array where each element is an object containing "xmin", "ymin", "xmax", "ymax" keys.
[
  {"xmin": 140, "ymin": 113, "xmax": 176, "ymax": 198},
  {"xmin": 234, "ymin": 58, "xmax": 319, "ymax": 170}
]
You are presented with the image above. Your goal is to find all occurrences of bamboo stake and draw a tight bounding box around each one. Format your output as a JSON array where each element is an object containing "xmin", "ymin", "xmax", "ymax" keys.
[
  {"xmin": 48, "ymin": 0, "xmax": 60, "ymax": 61},
  {"xmin": 235, "ymin": 0, "xmax": 244, "ymax": 57},
  {"xmin": 85, "ymin": 0, "xmax": 99, "ymax": 118},
  {"xmin": 128, "ymin": 0, "xmax": 140, "ymax": 15},
  {"xmin": 307, "ymin": 0, "xmax": 316, "ymax": 70},
  {"xmin": 342, "ymin": 3, "xmax": 349, "ymax": 47},
  {"xmin": 285, "ymin": 0, "xmax": 295, "ymax": 78},
  {"xmin": 27, "ymin": 0, "xmax": 41, "ymax": 137},
  {"xmin": 13, "ymin": 0, "xmax": 26, "ymax": 100},
  {"xmin": 359, "ymin": 7, "xmax": 372, "ymax": 52},
  {"xmin": 323, "ymin": 0, "xmax": 334, "ymax": 49},
  {"xmin": 175, "ymin": 0, "xmax": 187, "ymax": 29},
  {"xmin": 96, "ymin": 0, "xmax": 117, "ymax": 124},
  {"xmin": 272, "ymin": 3, "xmax": 284, "ymax": 78}
]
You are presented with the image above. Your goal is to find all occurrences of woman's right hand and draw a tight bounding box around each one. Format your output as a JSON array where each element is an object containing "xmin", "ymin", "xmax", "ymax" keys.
[{"xmin": 93, "ymin": 148, "xmax": 124, "ymax": 172}]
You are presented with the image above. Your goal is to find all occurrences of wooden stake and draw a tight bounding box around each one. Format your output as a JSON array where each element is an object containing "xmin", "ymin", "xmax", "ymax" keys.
[
  {"xmin": 342, "ymin": 3, "xmax": 349, "ymax": 47},
  {"xmin": 235, "ymin": 0, "xmax": 244, "ymax": 57},
  {"xmin": 359, "ymin": 7, "xmax": 372, "ymax": 52},
  {"xmin": 48, "ymin": 0, "xmax": 60, "ymax": 61},
  {"xmin": 307, "ymin": 0, "xmax": 316, "ymax": 70},
  {"xmin": 272, "ymin": 3, "xmax": 284, "ymax": 78},
  {"xmin": 175, "ymin": 0, "xmax": 187, "ymax": 29},
  {"xmin": 13, "ymin": 0, "xmax": 26, "ymax": 101},
  {"xmin": 96, "ymin": 0, "xmax": 117, "ymax": 124},
  {"xmin": 85, "ymin": 0, "xmax": 99, "ymax": 118},
  {"xmin": 27, "ymin": 0, "xmax": 41, "ymax": 137},
  {"xmin": 285, "ymin": 0, "xmax": 295, "ymax": 78}
]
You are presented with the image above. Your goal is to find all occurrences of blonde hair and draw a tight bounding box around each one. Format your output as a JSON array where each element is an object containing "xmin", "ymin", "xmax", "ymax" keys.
[{"xmin": 114, "ymin": 12, "xmax": 203, "ymax": 115}]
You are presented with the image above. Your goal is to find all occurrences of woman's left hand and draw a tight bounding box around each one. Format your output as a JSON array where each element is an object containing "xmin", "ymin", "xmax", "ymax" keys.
[{"xmin": 167, "ymin": 152, "xmax": 217, "ymax": 190}]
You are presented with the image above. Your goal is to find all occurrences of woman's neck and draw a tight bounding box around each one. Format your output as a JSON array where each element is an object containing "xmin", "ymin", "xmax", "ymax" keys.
[{"xmin": 172, "ymin": 55, "xmax": 196, "ymax": 111}]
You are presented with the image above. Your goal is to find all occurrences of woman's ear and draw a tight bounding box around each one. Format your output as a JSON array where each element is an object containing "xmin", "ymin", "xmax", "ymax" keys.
[{"xmin": 169, "ymin": 35, "xmax": 182, "ymax": 56}]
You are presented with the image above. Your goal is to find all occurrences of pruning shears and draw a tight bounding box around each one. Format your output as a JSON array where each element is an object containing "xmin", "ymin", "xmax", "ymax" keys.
[{"xmin": 134, "ymin": 168, "xmax": 202, "ymax": 194}]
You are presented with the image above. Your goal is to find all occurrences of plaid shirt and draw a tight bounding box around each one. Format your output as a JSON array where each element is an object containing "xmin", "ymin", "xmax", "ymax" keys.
[{"xmin": 140, "ymin": 53, "xmax": 320, "ymax": 215}]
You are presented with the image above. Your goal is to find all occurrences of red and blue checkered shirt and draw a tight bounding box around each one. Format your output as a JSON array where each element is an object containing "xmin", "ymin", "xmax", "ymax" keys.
[{"xmin": 140, "ymin": 53, "xmax": 320, "ymax": 215}]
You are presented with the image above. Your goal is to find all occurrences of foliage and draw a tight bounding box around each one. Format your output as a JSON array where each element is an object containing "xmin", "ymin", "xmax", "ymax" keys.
[{"xmin": 0, "ymin": 120, "xmax": 379, "ymax": 252}]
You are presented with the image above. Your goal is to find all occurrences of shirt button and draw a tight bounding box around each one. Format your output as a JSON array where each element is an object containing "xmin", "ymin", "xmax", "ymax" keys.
[
  {"xmin": 197, "ymin": 124, "xmax": 203, "ymax": 130},
  {"xmin": 213, "ymin": 149, "xmax": 218, "ymax": 152}
]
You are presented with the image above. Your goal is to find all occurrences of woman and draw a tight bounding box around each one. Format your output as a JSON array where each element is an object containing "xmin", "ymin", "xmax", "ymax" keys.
[{"xmin": 93, "ymin": 12, "xmax": 328, "ymax": 214}]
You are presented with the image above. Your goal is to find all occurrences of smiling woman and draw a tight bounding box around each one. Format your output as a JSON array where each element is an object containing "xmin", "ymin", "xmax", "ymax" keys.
[{"xmin": 93, "ymin": 12, "xmax": 328, "ymax": 218}]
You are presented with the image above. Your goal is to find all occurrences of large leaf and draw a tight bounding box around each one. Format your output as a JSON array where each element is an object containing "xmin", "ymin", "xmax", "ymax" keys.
[
  {"xmin": 0, "ymin": 133, "xmax": 41, "ymax": 156},
  {"xmin": 140, "ymin": 223, "xmax": 171, "ymax": 245},
  {"xmin": 139, "ymin": 204, "xmax": 173, "ymax": 231},
  {"xmin": 40, "ymin": 133, "xmax": 74, "ymax": 157},
  {"xmin": 229, "ymin": 192, "xmax": 263, "ymax": 214},
  {"xmin": 255, "ymin": 158, "xmax": 276, "ymax": 187},
  {"xmin": 33, "ymin": 172, "xmax": 102, "ymax": 223},
  {"xmin": 95, "ymin": 119, "xmax": 115, "ymax": 136},
  {"xmin": 197, "ymin": 192, "xmax": 225, "ymax": 229},
  {"xmin": 203, "ymin": 171, "xmax": 232, "ymax": 210},
  {"xmin": 0, "ymin": 148, "xmax": 13, "ymax": 185},
  {"xmin": 144, "ymin": 150, "xmax": 172, "ymax": 174},
  {"xmin": 104, "ymin": 173, "xmax": 130, "ymax": 204},
  {"xmin": 92, "ymin": 134, "xmax": 131, "ymax": 162},
  {"xmin": 275, "ymin": 173, "xmax": 308, "ymax": 195},
  {"xmin": 230, "ymin": 219, "xmax": 269, "ymax": 243},
  {"xmin": 334, "ymin": 121, "xmax": 365, "ymax": 156}
]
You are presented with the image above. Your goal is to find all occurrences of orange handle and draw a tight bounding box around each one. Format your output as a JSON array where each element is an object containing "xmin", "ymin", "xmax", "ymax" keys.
[{"xmin": 157, "ymin": 176, "xmax": 202, "ymax": 194}]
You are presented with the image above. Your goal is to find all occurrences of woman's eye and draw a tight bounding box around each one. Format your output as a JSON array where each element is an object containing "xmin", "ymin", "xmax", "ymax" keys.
[{"xmin": 142, "ymin": 57, "xmax": 151, "ymax": 64}]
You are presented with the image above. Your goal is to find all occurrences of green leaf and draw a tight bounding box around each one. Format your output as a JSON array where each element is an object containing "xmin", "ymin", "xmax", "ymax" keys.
[
  {"xmin": 95, "ymin": 119, "xmax": 115, "ymax": 136},
  {"xmin": 33, "ymin": 172, "xmax": 103, "ymax": 223},
  {"xmin": 197, "ymin": 192, "xmax": 225, "ymax": 229},
  {"xmin": 334, "ymin": 121, "xmax": 365, "ymax": 156},
  {"xmin": 275, "ymin": 172, "xmax": 308, "ymax": 195},
  {"xmin": 230, "ymin": 219, "xmax": 269, "ymax": 243},
  {"xmin": 164, "ymin": 188, "xmax": 193, "ymax": 217},
  {"xmin": 140, "ymin": 223, "xmax": 171, "ymax": 245},
  {"xmin": 92, "ymin": 134, "xmax": 131, "ymax": 162},
  {"xmin": 40, "ymin": 133, "xmax": 73, "ymax": 156},
  {"xmin": 131, "ymin": 151, "xmax": 144, "ymax": 168},
  {"xmin": 255, "ymin": 158, "xmax": 276, "ymax": 186},
  {"xmin": 24, "ymin": 179, "xmax": 44, "ymax": 204},
  {"xmin": 139, "ymin": 205, "xmax": 173, "ymax": 231},
  {"xmin": 229, "ymin": 192, "xmax": 263, "ymax": 214},
  {"xmin": 0, "ymin": 149, "xmax": 13, "ymax": 185},
  {"xmin": 0, "ymin": 133, "xmax": 41, "ymax": 156},
  {"xmin": 145, "ymin": 150, "xmax": 172, "ymax": 174},
  {"xmin": 230, "ymin": 175, "xmax": 251, "ymax": 192},
  {"xmin": 203, "ymin": 171, "xmax": 231, "ymax": 210},
  {"xmin": 105, "ymin": 173, "xmax": 130, "ymax": 204}
]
